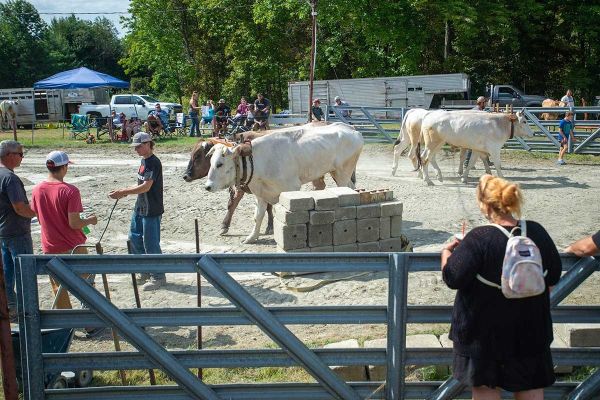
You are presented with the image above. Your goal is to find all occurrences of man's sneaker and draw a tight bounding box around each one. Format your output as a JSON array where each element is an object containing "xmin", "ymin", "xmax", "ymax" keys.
[
  {"xmin": 557, "ymin": 159, "xmax": 566, "ymax": 165},
  {"xmin": 136, "ymin": 273, "xmax": 151, "ymax": 285},
  {"xmin": 142, "ymin": 277, "xmax": 166, "ymax": 291}
]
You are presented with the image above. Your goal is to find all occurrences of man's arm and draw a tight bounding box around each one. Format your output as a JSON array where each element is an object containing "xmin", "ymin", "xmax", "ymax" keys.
[
  {"xmin": 68, "ymin": 213, "xmax": 98, "ymax": 230},
  {"xmin": 12, "ymin": 202, "xmax": 36, "ymax": 218},
  {"xmin": 109, "ymin": 180, "xmax": 153, "ymax": 200},
  {"xmin": 565, "ymin": 235, "xmax": 599, "ymax": 257}
]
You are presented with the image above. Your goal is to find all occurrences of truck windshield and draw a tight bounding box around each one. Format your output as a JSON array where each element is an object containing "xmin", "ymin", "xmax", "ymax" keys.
[{"xmin": 140, "ymin": 95, "xmax": 160, "ymax": 103}]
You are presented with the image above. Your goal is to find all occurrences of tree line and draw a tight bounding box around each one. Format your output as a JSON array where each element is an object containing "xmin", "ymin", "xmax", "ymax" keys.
[{"xmin": 2, "ymin": 0, "xmax": 599, "ymax": 110}]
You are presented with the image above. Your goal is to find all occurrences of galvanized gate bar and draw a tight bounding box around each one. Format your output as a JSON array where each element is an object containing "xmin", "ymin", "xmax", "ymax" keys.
[
  {"xmin": 386, "ymin": 253, "xmax": 409, "ymax": 399},
  {"xmin": 427, "ymin": 378, "xmax": 466, "ymax": 400},
  {"xmin": 520, "ymin": 109, "xmax": 561, "ymax": 147},
  {"xmin": 197, "ymin": 255, "xmax": 362, "ymax": 400},
  {"xmin": 550, "ymin": 257, "xmax": 600, "ymax": 307},
  {"xmin": 16, "ymin": 257, "xmax": 45, "ymax": 400},
  {"xmin": 45, "ymin": 257, "xmax": 221, "ymax": 400},
  {"xmin": 360, "ymin": 107, "xmax": 394, "ymax": 142},
  {"xmin": 574, "ymin": 127, "xmax": 600, "ymax": 153},
  {"xmin": 567, "ymin": 370, "xmax": 600, "ymax": 400}
]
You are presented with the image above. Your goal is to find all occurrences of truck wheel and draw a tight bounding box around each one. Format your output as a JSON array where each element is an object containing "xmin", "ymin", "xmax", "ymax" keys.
[{"xmin": 74, "ymin": 369, "xmax": 93, "ymax": 387}]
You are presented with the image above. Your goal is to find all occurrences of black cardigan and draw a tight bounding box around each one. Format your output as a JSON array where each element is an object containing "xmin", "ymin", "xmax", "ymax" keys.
[{"xmin": 443, "ymin": 221, "xmax": 562, "ymax": 359}]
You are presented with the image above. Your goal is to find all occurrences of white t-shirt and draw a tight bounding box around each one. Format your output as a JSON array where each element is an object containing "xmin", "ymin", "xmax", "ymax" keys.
[{"xmin": 560, "ymin": 95, "xmax": 574, "ymax": 107}]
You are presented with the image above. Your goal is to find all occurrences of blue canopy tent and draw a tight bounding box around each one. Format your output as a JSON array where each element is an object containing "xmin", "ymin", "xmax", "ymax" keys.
[{"xmin": 33, "ymin": 67, "xmax": 129, "ymax": 141}]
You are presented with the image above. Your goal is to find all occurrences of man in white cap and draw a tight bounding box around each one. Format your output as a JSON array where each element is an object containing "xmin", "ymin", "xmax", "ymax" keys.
[
  {"xmin": 473, "ymin": 96, "xmax": 487, "ymax": 111},
  {"xmin": 109, "ymin": 132, "xmax": 165, "ymax": 290},
  {"xmin": 334, "ymin": 96, "xmax": 351, "ymax": 118},
  {"xmin": 31, "ymin": 151, "xmax": 99, "ymax": 332},
  {"xmin": 0, "ymin": 140, "xmax": 35, "ymax": 321}
]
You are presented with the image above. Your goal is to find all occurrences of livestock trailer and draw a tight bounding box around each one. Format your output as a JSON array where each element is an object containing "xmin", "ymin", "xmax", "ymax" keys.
[
  {"xmin": 0, "ymin": 87, "xmax": 109, "ymax": 125},
  {"xmin": 288, "ymin": 73, "xmax": 470, "ymax": 114}
]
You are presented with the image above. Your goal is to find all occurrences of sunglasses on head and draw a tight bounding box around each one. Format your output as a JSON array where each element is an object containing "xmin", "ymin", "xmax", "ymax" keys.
[{"xmin": 11, "ymin": 152, "xmax": 24, "ymax": 158}]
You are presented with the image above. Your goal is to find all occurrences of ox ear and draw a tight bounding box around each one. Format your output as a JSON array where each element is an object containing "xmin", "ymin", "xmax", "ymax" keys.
[{"xmin": 233, "ymin": 143, "xmax": 252, "ymax": 159}]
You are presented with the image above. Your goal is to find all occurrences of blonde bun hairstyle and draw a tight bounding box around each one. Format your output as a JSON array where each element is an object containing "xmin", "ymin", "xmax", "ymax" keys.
[{"xmin": 476, "ymin": 174, "xmax": 523, "ymax": 218}]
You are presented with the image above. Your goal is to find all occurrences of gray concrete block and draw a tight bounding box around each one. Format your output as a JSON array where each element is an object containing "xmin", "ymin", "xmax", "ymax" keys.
[
  {"xmin": 379, "ymin": 237, "xmax": 404, "ymax": 252},
  {"xmin": 326, "ymin": 187, "xmax": 360, "ymax": 206},
  {"xmin": 439, "ymin": 333, "xmax": 452, "ymax": 349},
  {"xmin": 278, "ymin": 191, "xmax": 315, "ymax": 211},
  {"xmin": 380, "ymin": 201, "xmax": 403, "ymax": 217},
  {"xmin": 384, "ymin": 190, "xmax": 394, "ymax": 201},
  {"xmin": 276, "ymin": 246, "xmax": 310, "ymax": 253},
  {"xmin": 364, "ymin": 339, "xmax": 388, "ymax": 381},
  {"xmin": 358, "ymin": 241, "xmax": 380, "ymax": 252},
  {"xmin": 334, "ymin": 243, "xmax": 358, "ymax": 252},
  {"xmin": 333, "ymin": 220, "xmax": 357, "ymax": 245},
  {"xmin": 312, "ymin": 191, "xmax": 339, "ymax": 210},
  {"xmin": 308, "ymin": 224, "xmax": 333, "ymax": 247},
  {"xmin": 556, "ymin": 324, "xmax": 600, "ymax": 347},
  {"xmin": 309, "ymin": 210, "xmax": 335, "ymax": 225},
  {"xmin": 390, "ymin": 215, "xmax": 402, "ymax": 237},
  {"xmin": 335, "ymin": 206, "xmax": 356, "ymax": 221},
  {"xmin": 273, "ymin": 204, "xmax": 309, "ymax": 225},
  {"xmin": 551, "ymin": 332, "xmax": 573, "ymax": 374},
  {"xmin": 273, "ymin": 219, "xmax": 307, "ymax": 250},
  {"xmin": 324, "ymin": 339, "xmax": 367, "ymax": 381},
  {"xmin": 356, "ymin": 203, "xmax": 381, "ymax": 219},
  {"xmin": 311, "ymin": 246, "xmax": 334, "ymax": 252},
  {"xmin": 357, "ymin": 218, "xmax": 380, "ymax": 243},
  {"xmin": 380, "ymin": 217, "xmax": 391, "ymax": 239}
]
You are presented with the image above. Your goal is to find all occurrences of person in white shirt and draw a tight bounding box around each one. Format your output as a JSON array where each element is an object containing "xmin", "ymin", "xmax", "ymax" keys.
[{"xmin": 560, "ymin": 89, "xmax": 575, "ymax": 108}]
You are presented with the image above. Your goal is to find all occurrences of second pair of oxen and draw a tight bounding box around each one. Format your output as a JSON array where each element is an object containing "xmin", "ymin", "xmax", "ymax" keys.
[
  {"xmin": 393, "ymin": 108, "xmax": 533, "ymax": 185},
  {"xmin": 185, "ymin": 122, "xmax": 364, "ymax": 243}
]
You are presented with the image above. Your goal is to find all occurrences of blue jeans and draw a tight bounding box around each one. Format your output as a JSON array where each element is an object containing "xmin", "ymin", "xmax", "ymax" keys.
[
  {"xmin": 129, "ymin": 213, "xmax": 164, "ymax": 280},
  {"xmin": 1, "ymin": 233, "xmax": 33, "ymax": 308},
  {"xmin": 189, "ymin": 112, "xmax": 200, "ymax": 137}
]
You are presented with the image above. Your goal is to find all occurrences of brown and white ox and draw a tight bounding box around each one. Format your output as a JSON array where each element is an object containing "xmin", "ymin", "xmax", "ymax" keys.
[
  {"xmin": 0, "ymin": 100, "xmax": 19, "ymax": 133},
  {"xmin": 204, "ymin": 122, "xmax": 363, "ymax": 243},
  {"xmin": 417, "ymin": 109, "xmax": 534, "ymax": 185},
  {"xmin": 392, "ymin": 108, "xmax": 491, "ymax": 178}
]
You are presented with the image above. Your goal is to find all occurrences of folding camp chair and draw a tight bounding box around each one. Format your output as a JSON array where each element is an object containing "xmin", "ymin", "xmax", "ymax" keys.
[
  {"xmin": 175, "ymin": 113, "xmax": 188, "ymax": 136},
  {"xmin": 70, "ymin": 114, "xmax": 91, "ymax": 140}
]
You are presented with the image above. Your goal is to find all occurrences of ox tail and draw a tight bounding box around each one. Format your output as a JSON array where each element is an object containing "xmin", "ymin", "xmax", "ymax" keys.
[{"xmin": 414, "ymin": 142, "xmax": 422, "ymax": 172}]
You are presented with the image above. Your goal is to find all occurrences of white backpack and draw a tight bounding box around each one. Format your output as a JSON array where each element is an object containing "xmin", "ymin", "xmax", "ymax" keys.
[{"xmin": 476, "ymin": 220, "xmax": 546, "ymax": 299}]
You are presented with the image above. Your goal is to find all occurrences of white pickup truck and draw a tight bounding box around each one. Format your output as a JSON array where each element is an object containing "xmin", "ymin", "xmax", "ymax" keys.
[{"xmin": 78, "ymin": 94, "xmax": 183, "ymax": 121}]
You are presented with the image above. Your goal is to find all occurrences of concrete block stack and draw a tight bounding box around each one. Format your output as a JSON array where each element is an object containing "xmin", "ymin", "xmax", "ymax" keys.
[{"xmin": 274, "ymin": 188, "xmax": 403, "ymax": 252}]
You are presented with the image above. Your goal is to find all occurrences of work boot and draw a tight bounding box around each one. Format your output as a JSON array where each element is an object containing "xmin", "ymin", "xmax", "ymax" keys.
[
  {"xmin": 142, "ymin": 277, "xmax": 166, "ymax": 291},
  {"xmin": 136, "ymin": 273, "xmax": 150, "ymax": 285}
]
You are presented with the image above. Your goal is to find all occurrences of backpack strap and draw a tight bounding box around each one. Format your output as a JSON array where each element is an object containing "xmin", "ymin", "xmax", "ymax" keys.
[
  {"xmin": 476, "ymin": 274, "xmax": 501, "ymax": 289},
  {"xmin": 489, "ymin": 220, "xmax": 527, "ymax": 237},
  {"xmin": 488, "ymin": 223, "xmax": 512, "ymax": 238}
]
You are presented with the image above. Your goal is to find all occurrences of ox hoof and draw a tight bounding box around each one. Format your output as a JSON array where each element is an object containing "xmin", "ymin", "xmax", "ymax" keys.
[
  {"xmin": 461, "ymin": 177, "xmax": 469, "ymax": 184},
  {"xmin": 391, "ymin": 169, "xmax": 397, "ymax": 176},
  {"xmin": 425, "ymin": 180, "xmax": 434, "ymax": 187},
  {"xmin": 242, "ymin": 236, "xmax": 258, "ymax": 244},
  {"xmin": 417, "ymin": 171, "xmax": 423, "ymax": 178},
  {"xmin": 264, "ymin": 227, "xmax": 274, "ymax": 235},
  {"xmin": 219, "ymin": 227, "xmax": 229, "ymax": 235}
]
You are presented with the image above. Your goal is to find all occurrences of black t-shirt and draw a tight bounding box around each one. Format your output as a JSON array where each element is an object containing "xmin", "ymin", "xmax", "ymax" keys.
[
  {"xmin": 135, "ymin": 154, "xmax": 164, "ymax": 217},
  {"xmin": 443, "ymin": 221, "xmax": 562, "ymax": 359},
  {"xmin": 0, "ymin": 167, "xmax": 31, "ymax": 238},
  {"xmin": 592, "ymin": 231, "xmax": 600, "ymax": 249},
  {"xmin": 215, "ymin": 104, "xmax": 231, "ymax": 119},
  {"xmin": 254, "ymin": 98, "xmax": 270, "ymax": 113}
]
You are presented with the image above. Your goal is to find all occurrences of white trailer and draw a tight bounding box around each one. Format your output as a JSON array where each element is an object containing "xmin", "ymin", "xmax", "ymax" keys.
[
  {"xmin": 288, "ymin": 73, "xmax": 470, "ymax": 114},
  {"xmin": 0, "ymin": 87, "xmax": 109, "ymax": 125}
]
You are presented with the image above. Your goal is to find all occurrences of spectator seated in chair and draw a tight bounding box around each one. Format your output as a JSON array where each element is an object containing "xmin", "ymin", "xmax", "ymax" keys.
[
  {"xmin": 146, "ymin": 104, "xmax": 171, "ymax": 137},
  {"xmin": 123, "ymin": 117, "xmax": 141, "ymax": 142},
  {"xmin": 213, "ymin": 99, "xmax": 231, "ymax": 138}
]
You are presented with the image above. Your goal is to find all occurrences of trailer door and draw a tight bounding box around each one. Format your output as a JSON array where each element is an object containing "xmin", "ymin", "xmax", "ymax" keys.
[{"xmin": 385, "ymin": 79, "xmax": 407, "ymax": 108}]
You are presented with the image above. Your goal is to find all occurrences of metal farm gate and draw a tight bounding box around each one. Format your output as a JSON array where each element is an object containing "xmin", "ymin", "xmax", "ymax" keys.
[{"xmin": 13, "ymin": 252, "xmax": 600, "ymax": 399}]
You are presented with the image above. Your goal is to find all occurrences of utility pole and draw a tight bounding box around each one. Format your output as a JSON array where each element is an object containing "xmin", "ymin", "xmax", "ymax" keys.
[{"xmin": 308, "ymin": 0, "xmax": 317, "ymax": 122}]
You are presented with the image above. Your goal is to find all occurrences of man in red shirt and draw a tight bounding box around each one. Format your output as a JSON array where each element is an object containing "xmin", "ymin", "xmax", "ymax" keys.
[{"xmin": 31, "ymin": 151, "xmax": 98, "ymax": 309}]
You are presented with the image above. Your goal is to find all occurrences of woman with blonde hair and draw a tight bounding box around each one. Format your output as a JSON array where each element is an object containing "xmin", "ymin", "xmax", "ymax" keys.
[
  {"xmin": 441, "ymin": 175, "xmax": 561, "ymax": 400},
  {"xmin": 188, "ymin": 91, "xmax": 200, "ymax": 137}
]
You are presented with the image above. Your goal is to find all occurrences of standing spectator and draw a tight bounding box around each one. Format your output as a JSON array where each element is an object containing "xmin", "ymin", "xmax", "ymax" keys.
[
  {"xmin": 565, "ymin": 231, "xmax": 600, "ymax": 257},
  {"xmin": 188, "ymin": 91, "xmax": 200, "ymax": 137},
  {"xmin": 109, "ymin": 132, "xmax": 165, "ymax": 291},
  {"xmin": 30, "ymin": 151, "xmax": 98, "ymax": 310},
  {"xmin": 311, "ymin": 98, "xmax": 324, "ymax": 121},
  {"xmin": 213, "ymin": 99, "xmax": 231, "ymax": 137},
  {"xmin": 441, "ymin": 175, "xmax": 561, "ymax": 400},
  {"xmin": 557, "ymin": 111, "xmax": 575, "ymax": 165},
  {"xmin": 0, "ymin": 140, "xmax": 35, "ymax": 321},
  {"xmin": 200, "ymin": 100, "xmax": 214, "ymax": 130},
  {"xmin": 254, "ymin": 93, "xmax": 271, "ymax": 130},
  {"xmin": 334, "ymin": 96, "xmax": 352, "ymax": 118},
  {"xmin": 560, "ymin": 89, "xmax": 575, "ymax": 108}
]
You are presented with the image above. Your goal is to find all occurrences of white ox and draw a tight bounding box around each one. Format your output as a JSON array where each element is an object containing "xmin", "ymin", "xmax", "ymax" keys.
[
  {"xmin": 205, "ymin": 122, "xmax": 364, "ymax": 243},
  {"xmin": 418, "ymin": 110, "xmax": 533, "ymax": 185},
  {"xmin": 0, "ymin": 100, "xmax": 18, "ymax": 131},
  {"xmin": 392, "ymin": 108, "xmax": 491, "ymax": 177}
]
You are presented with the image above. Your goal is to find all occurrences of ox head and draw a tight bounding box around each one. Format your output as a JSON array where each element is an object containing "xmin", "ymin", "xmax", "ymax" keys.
[
  {"xmin": 183, "ymin": 141, "xmax": 215, "ymax": 182},
  {"xmin": 204, "ymin": 143, "xmax": 239, "ymax": 192},
  {"xmin": 513, "ymin": 109, "xmax": 534, "ymax": 138}
]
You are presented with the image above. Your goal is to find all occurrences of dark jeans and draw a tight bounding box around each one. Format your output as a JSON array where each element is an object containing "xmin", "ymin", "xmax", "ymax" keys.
[
  {"xmin": 1, "ymin": 233, "xmax": 33, "ymax": 308},
  {"xmin": 189, "ymin": 112, "xmax": 200, "ymax": 136},
  {"xmin": 129, "ymin": 213, "xmax": 165, "ymax": 280}
]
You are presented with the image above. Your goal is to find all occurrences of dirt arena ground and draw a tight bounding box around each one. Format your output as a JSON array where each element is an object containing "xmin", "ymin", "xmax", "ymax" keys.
[{"xmin": 16, "ymin": 143, "xmax": 600, "ymax": 353}]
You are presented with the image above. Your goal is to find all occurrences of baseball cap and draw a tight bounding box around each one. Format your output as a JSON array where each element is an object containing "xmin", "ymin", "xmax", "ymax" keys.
[
  {"xmin": 313, "ymin": 98, "xmax": 320, "ymax": 103},
  {"xmin": 334, "ymin": 96, "xmax": 341, "ymax": 101},
  {"xmin": 218, "ymin": 98, "xmax": 225, "ymax": 103},
  {"xmin": 46, "ymin": 151, "xmax": 72, "ymax": 167},
  {"xmin": 477, "ymin": 96, "xmax": 486, "ymax": 103},
  {"xmin": 130, "ymin": 132, "xmax": 153, "ymax": 147}
]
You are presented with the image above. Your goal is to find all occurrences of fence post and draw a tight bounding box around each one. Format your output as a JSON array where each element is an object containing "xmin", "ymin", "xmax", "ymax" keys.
[
  {"xmin": 386, "ymin": 253, "xmax": 409, "ymax": 400},
  {"xmin": 0, "ymin": 258, "xmax": 18, "ymax": 400},
  {"xmin": 16, "ymin": 257, "xmax": 45, "ymax": 400}
]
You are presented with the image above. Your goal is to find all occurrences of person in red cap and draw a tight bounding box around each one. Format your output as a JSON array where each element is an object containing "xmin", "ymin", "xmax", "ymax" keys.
[
  {"xmin": 311, "ymin": 98, "xmax": 324, "ymax": 121},
  {"xmin": 31, "ymin": 151, "xmax": 99, "ymax": 325}
]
